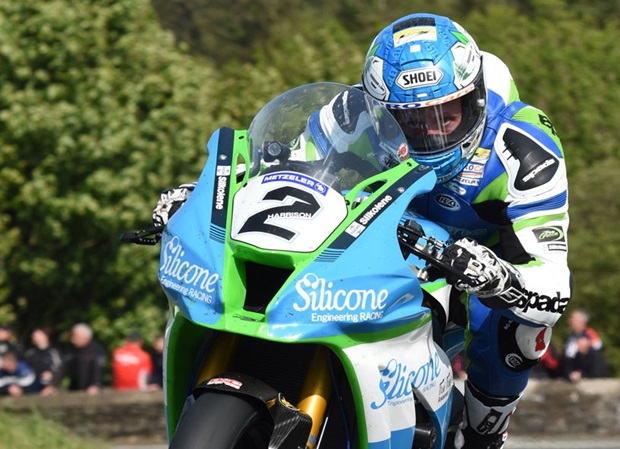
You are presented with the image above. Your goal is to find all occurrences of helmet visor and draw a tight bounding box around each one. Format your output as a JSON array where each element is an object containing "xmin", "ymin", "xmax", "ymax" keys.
[{"xmin": 390, "ymin": 82, "xmax": 486, "ymax": 156}]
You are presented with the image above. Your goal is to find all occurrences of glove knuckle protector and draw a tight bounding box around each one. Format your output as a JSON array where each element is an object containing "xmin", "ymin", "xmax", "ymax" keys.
[{"xmin": 443, "ymin": 238, "xmax": 526, "ymax": 309}]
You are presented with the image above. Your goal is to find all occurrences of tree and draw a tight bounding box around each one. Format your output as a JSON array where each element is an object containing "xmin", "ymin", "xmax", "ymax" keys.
[
  {"xmin": 462, "ymin": 0, "xmax": 620, "ymax": 173},
  {"xmin": 0, "ymin": 0, "xmax": 218, "ymax": 342},
  {"xmin": 564, "ymin": 160, "xmax": 620, "ymax": 375}
]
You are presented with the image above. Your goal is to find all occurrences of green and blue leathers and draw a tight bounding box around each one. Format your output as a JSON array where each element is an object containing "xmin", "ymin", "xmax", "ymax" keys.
[{"xmin": 157, "ymin": 83, "xmax": 464, "ymax": 449}]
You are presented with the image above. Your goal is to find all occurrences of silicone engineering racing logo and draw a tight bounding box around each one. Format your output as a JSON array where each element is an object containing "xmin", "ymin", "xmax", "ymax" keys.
[
  {"xmin": 371, "ymin": 352, "xmax": 443, "ymax": 409},
  {"xmin": 293, "ymin": 273, "xmax": 388, "ymax": 323},
  {"xmin": 159, "ymin": 236, "xmax": 220, "ymax": 304}
]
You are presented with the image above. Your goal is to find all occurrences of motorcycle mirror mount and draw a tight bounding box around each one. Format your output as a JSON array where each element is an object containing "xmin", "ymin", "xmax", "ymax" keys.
[{"xmin": 119, "ymin": 226, "xmax": 164, "ymax": 245}]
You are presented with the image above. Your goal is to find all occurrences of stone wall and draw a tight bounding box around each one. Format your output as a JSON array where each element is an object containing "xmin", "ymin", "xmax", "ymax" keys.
[
  {"xmin": 0, "ymin": 389, "xmax": 168, "ymax": 443},
  {"xmin": 1, "ymin": 379, "xmax": 619, "ymax": 443},
  {"xmin": 510, "ymin": 378, "xmax": 620, "ymax": 436}
]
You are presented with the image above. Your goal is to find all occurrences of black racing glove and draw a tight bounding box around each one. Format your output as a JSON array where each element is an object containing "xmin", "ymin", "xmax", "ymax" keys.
[{"xmin": 442, "ymin": 238, "xmax": 527, "ymax": 309}]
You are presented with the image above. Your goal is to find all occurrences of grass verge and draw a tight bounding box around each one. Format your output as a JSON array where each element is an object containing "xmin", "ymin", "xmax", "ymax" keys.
[{"xmin": 0, "ymin": 409, "xmax": 110, "ymax": 449}]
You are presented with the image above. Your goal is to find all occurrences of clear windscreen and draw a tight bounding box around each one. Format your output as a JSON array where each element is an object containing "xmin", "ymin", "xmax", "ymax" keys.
[{"xmin": 247, "ymin": 83, "xmax": 409, "ymax": 192}]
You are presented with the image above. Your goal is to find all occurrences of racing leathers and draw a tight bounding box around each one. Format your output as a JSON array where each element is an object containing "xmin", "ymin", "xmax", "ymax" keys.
[{"xmin": 407, "ymin": 52, "xmax": 570, "ymax": 446}]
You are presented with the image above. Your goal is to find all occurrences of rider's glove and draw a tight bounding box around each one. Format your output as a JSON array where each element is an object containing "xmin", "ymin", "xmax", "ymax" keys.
[
  {"xmin": 152, "ymin": 182, "xmax": 196, "ymax": 227},
  {"xmin": 442, "ymin": 238, "xmax": 526, "ymax": 309}
]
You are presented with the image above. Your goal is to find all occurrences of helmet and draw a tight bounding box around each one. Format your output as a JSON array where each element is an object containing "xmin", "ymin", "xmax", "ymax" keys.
[{"xmin": 362, "ymin": 14, "xmax": 487, "ymax": 182}]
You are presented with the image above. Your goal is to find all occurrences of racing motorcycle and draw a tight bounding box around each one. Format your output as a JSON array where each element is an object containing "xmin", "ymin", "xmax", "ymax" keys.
[{"xmin": 122, "ymin": 82, "xmax": 473, "ymax": 449}]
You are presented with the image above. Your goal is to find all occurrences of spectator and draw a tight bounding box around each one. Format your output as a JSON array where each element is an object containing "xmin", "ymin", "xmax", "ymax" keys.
[
  {"xmin": 0, "ymin": 323, "xmax": 24, "ymax": 357},
  {"xmin": 530, "ymin": 341, "xmax": 561, "ymax": 379},
  {"xmin": 60, "ymin": 323, "xmax": 107, "ymax": 394},
  {"xmin": 24, "ymin": 327, "xmax": 63, "ymax": 396},
  {"xmin": 0, "ymin": 350, "xmax": 36, "ymax": 396},
  {"xmin": 112, "ymin": 330, "xmax": 152, "ymax": 391},
  {"xmin": 147, "ymin": 333, "xmax": 164, "ymax": 391},
  {"xmin": 563, "ymin": 309, "xmax": 608, "ymax": 381}
]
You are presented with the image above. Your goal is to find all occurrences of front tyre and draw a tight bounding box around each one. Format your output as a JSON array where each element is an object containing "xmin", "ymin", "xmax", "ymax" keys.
[{"xmin": 169, "ymin": 392, "xmax": 274, "ymax": 449}]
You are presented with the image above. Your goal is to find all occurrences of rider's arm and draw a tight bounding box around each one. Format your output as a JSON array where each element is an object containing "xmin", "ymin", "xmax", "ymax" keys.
[
  {"xmin": 486, "ymin": 108, "xmax": 570, "ymax": 327},
  {"xmin": 443, "ymin": 108, "xmax": 570, "ymax": 327}
]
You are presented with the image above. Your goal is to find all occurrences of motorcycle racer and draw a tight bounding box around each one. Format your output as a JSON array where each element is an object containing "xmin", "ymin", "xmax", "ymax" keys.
[{"xmin": 361, "ymin": 13, "xmax": 570, "ymax": 449}]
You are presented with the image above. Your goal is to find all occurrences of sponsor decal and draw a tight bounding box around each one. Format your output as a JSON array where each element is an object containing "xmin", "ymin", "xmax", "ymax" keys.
[
  {"xmin": 214, "ymin": 165, "xmax": 231, "ymax": 211},
  {"xmin": 458, "ymin": 162, "xmax": 485, "ymax": 180},
  {"xmin": 371, "ymin": 352, "xmax": 442, "ymax": 409},
  {"xmin": 453, "ymin": 175, "xmax": 480, "ymax": 187},
  {"xmin": 522, "ymin": 158, "xmax": 556, "ymax": 184},
  {"xmin": 267, "ymin": 211, "xmax": 312, "ymax": 220},
  {"xmin": 435, "ymin": 193, "xmax": 460, "ymax": 211},
  {"xmin": 293, "ymin": 273, "xmax": 388, "ymax": 323},
  {"xmin": 383, "ymin": 84, "xmax": 475, "ymax": 109},
  {"xmin": 438, "ymin": 374, "xmax": 452, "ymax": 402},
  {"xmin": 532, "ymin": 226, "xmax": 567, "ymax": 252},
  {"xmin": 216, "ymin": 165, "xmax": 231, "ymax": 176},
  {"xmin": 159, "ymin": 236, "xmax": 220, "ymax": 304},
  {"xmin": 207, "ymin": 377, "xmax": 242, "ymax": 389},
  {"xmin": 533, "ymin": 226, "xmax": 564, "ymax": 241},
  {"xmin": 397, "ymin": 142, "xmax": 410, "ymax": 161},
  {"xmin": 505, "ymin": 353, "xmax": 523, "ymax": 368},
  {"xmin": 474, "ymin": 148, "xmax": 491, "ymax": 159},
  {"xmin": 345, "ymin": 221, "xmax": 365, "ymax": 238},
  {"xmin": 215, "ymin": 174, "xmax": 227, "ymax": 210},
  {"xmin": 393, "ymin": 26, "xmax": 437, "ymax": 46},
  {"xmin": 262, "ymin": 171, "xmax": 328, "ymax": 196},
  {"xmin": 358, "ymin": 194, "xmax": 393, "ymax": 225},
  {"xmin": 515, "ymin": 291, "xmax": 569, "ymax": 315},
  {"xmin": 396, "ymin": 66, "xmax": 444, "ymax": 90}
]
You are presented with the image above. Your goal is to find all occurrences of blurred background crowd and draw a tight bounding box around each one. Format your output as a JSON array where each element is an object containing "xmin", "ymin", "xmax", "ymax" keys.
[
  {"xmin": 0, "ymin": 322, "xmax": 163, "ymax": 397},
  {"xmin": 1, "ymin": 305, "xmax": 610, "ymax": 397}
]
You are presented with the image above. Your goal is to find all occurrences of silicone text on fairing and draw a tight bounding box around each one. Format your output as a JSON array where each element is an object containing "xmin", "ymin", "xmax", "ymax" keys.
[
  {"xmin": 160, "ymin": 236, "xmax": 220, "ymax": 293},
  {"xmin": 293, "ymin": 273, "xmax": 388, "ymax": 313},
  {"xmin": 371, "ymin": 352, "xmax": 442, "ymax": 409},
  {"xmin": 215, "ymin": 175, "xmax": 227, "ymax": 210}
]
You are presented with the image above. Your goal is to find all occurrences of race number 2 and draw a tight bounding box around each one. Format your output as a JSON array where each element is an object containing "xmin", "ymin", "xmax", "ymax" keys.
[{"xmin": 238, "ymin": 186, "xmax": 321, "ymax": 240}]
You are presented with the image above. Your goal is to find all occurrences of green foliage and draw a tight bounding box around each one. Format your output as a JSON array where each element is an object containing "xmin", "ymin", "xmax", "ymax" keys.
[
  {"xmin": 563, "ymin": 160, "xmax": 620, "ymax": 375},
  {"xmin": 0, "ymin": 0, "xmax": 216, "ymax": 342},
  {"xmin": 0, "ymin": 410, "xmax": 109, "ymax": 449},
  {"xmin": 463, "ymin": 0, "xmax": 620, "ymax": 173}
]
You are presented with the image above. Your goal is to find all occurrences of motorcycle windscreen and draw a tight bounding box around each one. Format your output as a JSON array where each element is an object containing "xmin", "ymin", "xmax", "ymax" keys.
[{"xmin": 230, "ymin": 171, "xmax": 348, "ymax": 252}]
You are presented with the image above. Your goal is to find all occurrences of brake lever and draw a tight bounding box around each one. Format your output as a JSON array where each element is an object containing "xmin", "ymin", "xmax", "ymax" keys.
[
  {"xmin": 120, "ymin": 226, "xmax": 164, "ymax": 245},
  {"xmin": 397, "ymin": 220, "xmax": 479, "ymax": 288}
]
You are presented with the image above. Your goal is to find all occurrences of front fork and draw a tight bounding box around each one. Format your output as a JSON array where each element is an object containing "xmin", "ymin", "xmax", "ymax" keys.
[{"xmin": 195, "ymin": 333, "xmax": 333, "ymax": 449}]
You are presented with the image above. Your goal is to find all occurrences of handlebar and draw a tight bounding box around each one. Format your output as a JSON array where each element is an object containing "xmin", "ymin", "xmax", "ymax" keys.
[{"xmin": 397, "ymin": 220, "xmax": 478, "ymax": 287}]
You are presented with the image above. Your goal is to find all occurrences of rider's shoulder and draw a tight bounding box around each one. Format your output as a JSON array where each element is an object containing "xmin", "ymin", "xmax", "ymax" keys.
[{"xmin": 482, "ymin": 51, "xmax": 519, "ymax": 107}]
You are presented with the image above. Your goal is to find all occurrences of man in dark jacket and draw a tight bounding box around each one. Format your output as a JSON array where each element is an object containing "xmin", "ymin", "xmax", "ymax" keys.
[{"xmin": 60, "ymin": 323, "xmax": 107, "ymax": 394}]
